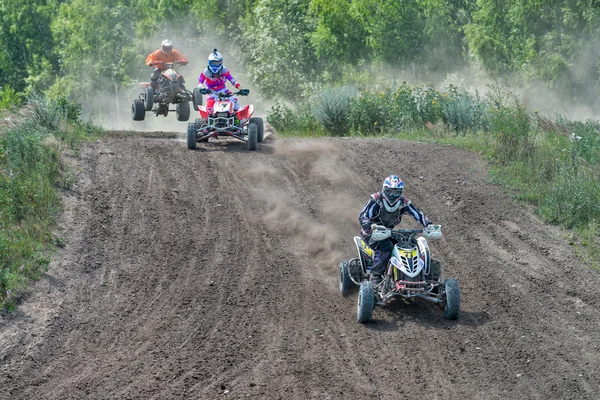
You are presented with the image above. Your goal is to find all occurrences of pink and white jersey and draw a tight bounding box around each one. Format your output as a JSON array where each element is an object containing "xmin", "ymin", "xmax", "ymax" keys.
[{"xmin": 198, "ymin": 67, "xmax": 238, "ymax": 92}]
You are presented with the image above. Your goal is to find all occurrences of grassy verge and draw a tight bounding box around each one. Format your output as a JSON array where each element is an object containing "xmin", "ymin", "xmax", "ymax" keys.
[
  {"xmin": 268, "ymin": 83, "xmax": 600, "ymax": 268},
  {"xmin": 0, "ymin": 96, "xmax": 103, "ymax": 309}
]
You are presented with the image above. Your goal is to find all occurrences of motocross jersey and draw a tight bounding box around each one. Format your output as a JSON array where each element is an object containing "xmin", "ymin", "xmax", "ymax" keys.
[
  {"xmin": 145, "ymin": 49, "xmax": 188, "ymax": 71},
  {"xmin": 198, "ymin": 67, "xmax": 238, "ymax": 92},
  {"xmin": 359, "ymin": 192, "xmax": 432, "ymax": 239}
]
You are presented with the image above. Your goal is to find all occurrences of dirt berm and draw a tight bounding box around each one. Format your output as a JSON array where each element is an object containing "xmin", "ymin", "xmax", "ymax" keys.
[{"xmin": 1, "ymin": 131, "xmax": 599, "ymax": 399}]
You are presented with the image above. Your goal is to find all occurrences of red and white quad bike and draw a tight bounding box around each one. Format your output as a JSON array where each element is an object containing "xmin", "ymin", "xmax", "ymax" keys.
[
  {"xmin": 186, "ymin": 88, "xmax": 264, "ymax": 151},
  {"xmin": 131, "ymin": 61, "xmax": 193, "ymax": 121}
]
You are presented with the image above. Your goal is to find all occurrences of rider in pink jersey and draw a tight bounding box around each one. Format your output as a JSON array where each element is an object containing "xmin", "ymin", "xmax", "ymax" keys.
[{"xmin": 197, "ymin": 49, "xmax": 241, "ymax": 114}]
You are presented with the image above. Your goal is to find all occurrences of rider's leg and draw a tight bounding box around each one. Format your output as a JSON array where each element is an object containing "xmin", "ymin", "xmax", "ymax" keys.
[
  {"xmin": 206, "ymin": 96, "xmax": 216, "ymax": 115},
  {"xmin": 371, "ymin": 239, "xmax": 394, "ymax": 285},
  {"xmin": 150, "ymin": 68, "xmax": 161, "ymax": 90}
]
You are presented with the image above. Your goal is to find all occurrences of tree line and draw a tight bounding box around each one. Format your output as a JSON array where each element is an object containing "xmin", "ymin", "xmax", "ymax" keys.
[{"xmin": 1, "ymin": 0, "xmax": 598, "ymax": 109}]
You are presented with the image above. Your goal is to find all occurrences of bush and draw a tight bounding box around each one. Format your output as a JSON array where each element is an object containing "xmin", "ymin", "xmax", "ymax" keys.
[
  {"xmin": 442, "ymin": 85, "xmax": 491, "ymax": 134},
  {"xmin": 311, "ymin": 86, "xmax": 357, "ymax": 135},
  {"xmin": 267, "ymin": 101, "xmax": 322, "ymax": 136},
  {"xmin": 539, "ymin": 167, "xmax": 600, "ymax": 229},
  {"xmin": 348, "ymin": 90, "xmax": 394, "ymax": 135}
]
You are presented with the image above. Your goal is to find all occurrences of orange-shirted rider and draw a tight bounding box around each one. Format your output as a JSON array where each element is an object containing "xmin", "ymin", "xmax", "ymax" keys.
[{"xmin": 145, "ymin": 39, "xmax": 189, "ymax": 89}]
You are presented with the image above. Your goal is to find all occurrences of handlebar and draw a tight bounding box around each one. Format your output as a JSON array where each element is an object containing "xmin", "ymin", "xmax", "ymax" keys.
[
  {"xmin": 198, "ymin": 88, "xmax": 250, "ymax": 96},
  {"xmin": 371, "ymin": 225, "xmax": 442, "ymax": 241},
  {"xmin": 151, "ymin": 61, "xmax": 188, "ymax": 67}
]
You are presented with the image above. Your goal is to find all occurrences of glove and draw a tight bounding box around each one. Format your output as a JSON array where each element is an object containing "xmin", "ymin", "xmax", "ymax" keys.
[
  {"xmin": 235, "ymin": 82, "xmax": 241, "ymax": 89},
  {"xmin": 370, "ymin": 224, "xmax": 390, "ymax": 242}
]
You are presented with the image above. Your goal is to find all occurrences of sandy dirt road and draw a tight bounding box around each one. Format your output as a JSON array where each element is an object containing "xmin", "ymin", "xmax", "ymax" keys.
[{"xmin": 1, "ymin": 131, "xmax": 599, "ymax": 399}]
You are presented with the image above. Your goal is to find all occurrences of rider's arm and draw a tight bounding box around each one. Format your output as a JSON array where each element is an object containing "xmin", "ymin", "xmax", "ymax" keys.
[
  {"xmin": 223, "ymin": 70, "xmax": 239, "ymax": 87},
  {"xmin": 402, "ymin": 198, "xmax": 432, "ymax": 227},
  {"xmin": 359, "ymin": 198, "xmax": 380, "ymax": 238},
  {"xmin": 146, "ymin": 50, "xmax": 159, "ymax": 67},
  {"xmin": 172, "ymin": 50, "xmax": 188, "ymax": 64},
  {"xmin": 198, "ymin": 72, "xmax": 206, "ymax": 86}
]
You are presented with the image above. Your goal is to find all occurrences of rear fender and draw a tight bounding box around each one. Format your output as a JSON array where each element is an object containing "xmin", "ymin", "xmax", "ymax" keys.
[
  {"xmin": 353, "ymin": 236, "xmax": 373, "ymax": 274},
  {"xmin": 236, "ymin": 105, "xmax": 254, "ymax": 125}
]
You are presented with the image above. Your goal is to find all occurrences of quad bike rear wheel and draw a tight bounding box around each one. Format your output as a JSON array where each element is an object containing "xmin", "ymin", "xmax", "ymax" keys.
[
  {"xmin": 339, "ymin": 260, "xmax": 355, "ymax": 297},
  {"xmin": 132, "ymin": 99, "xmax": 146, "ymax": 121},
  {"xmin": 144, "ymin": 87, "xmax": 154, "ymax": 111},
  {"xmin": 249, "ymin": 117, "xmax": 264, "ymax": 143},
  {"xmin": 187, "ymin": 122, "xmax": 197, "ymax": 150},
  {"xmin": 443, "ymin": 278, "xmax": 460, "ymax": 320},
  {"xmin": 357, "ymin": 281, "xmax": 375, "ymax": 323},
  {"xmin": 177, "ymin": 102, "xmax": 191, "ymax": 121},
  {"xmin": 248, "ymin": 122, "xmax": 258, "ymax": 151}
]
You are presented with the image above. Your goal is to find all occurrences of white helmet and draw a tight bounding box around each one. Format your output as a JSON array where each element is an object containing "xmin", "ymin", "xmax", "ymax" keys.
[
  {"xmin": 208, "ymin": 48, "xmax": 223, "ymax": 74},
  {"xmin": 161, "ymin": 39, "xmax": 173, "ymax": 54},
  {"xmin": 381, "ymin": 175, "xmax": 404, "ymax": 212}
]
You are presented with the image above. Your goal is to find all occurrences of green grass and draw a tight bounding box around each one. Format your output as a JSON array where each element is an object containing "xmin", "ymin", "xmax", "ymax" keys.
[
  {"xmin": 269, "ymin": 82, "xmax": 600, "ymax": 268},
  {"xmin": 0, "ymin": 95, "xmax": 103, "ymax": 309}
]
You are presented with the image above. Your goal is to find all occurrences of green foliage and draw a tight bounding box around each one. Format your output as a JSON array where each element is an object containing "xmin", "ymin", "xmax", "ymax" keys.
[
  {"xmin": 0, "ymin": 94, "xmax": 102, "ymax": 307},
  {"xmin": 0, "ymin": 87, "xmax": 24, "ymax": 109},
  {"xmin": 465, "ymin": 0, "xmax": 600, "ymax": 102},
  {"xmin": 0, "ymin": 0, "xmax": 59, "ymax": 96},
  {"xmin": 239, "ymin": 0, "xmax": 317, "ymax": 100},
  {"xmin": 267, "ymin": 101, "xmax": 322, "ymax": 136},
  {"xmin": 1, "ymin": 0, "xmax": 598, "ymax": 109},
  {"xmin": 538, "ymin": 167, "xmax": 600, "ymax": 230},
  {"xmin": 311, "ymin": 86, "xmax": 357, "ymax": 135},
  {"xmin": 489, "ymin": 105, "xmax": 533, "ymax": 165},
  {"xmin": 442, "ymin": 86, "xmax": 491, "ymax": 134}
]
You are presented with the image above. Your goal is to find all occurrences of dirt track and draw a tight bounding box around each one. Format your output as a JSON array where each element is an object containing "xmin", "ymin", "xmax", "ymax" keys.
[{"xmin": 1, "ymin": 131, "xmax": 600, "ymax": 399}]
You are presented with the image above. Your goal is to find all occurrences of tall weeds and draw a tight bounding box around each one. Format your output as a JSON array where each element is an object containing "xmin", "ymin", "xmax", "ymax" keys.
[{"xmin": 0, "ymin": 96, "xmax": 102, "ymax": 308}]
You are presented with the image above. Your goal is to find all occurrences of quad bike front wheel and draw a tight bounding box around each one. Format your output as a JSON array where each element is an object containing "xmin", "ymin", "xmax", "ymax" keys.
[
  {"xmin": 430, "ymin": 259, "xmax": 441, "ymax": 294},
  {"xmin": 132, "ymin": 99, "xmax": 145, "ymax": 121},
  {"xmin": 357, "ymin": 281, "xmax": 375, "ymax": 324},
  {"xmin": 338, "ymin": 260, "xmax": 355, "ymax": 298},
  {"xmin": 144, "ymin": 87, "xmax": 154, "ymax": 111},
  {"xmin": 187, "ymin": 122, "xmax": 197, "ymax": 149},
  {"xmin": 177, "ymin": 102, "xmax": 191, "ymax": 121},
  {"xmin": 443, "ymin": 278, "xmax": 460, "ymax": 320},
  {"xmin": 247, "ymin": 122, "xmax": 258, "ymax": 151},
  {"xmin": 192, "ymin": 88, "xmax": 203, "ymax": 110},
  {"xmin": 249, "ymin": 117, "xmax": 264, "ymax": 143}
]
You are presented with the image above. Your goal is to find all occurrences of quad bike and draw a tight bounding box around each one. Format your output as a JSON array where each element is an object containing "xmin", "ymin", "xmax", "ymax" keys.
[
  {"xmin": 186, "ymin": 88, "xmax": 264, "ymax": 151},
  {"xmin": 131, "ymin": 61, "xmax": 195, "ymax": 121},
  {"xmin": 338, "ymin": 225, "xmax": 461, "ymax": 324}
]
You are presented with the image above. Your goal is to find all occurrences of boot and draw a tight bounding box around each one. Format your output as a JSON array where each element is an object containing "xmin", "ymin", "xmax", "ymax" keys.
[{"xmin": 371, "ymin": 273, "xmax": 383, "ymax": 288}]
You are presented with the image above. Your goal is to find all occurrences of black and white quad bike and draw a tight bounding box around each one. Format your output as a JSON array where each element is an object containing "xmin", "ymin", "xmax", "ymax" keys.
[
  {"xmin": 131, "ymin": 61, "xmax": 194, "ymax": 121},
  {"xmin": 338, "ymin": 225, "xmax": 461, "ymax": 323}
]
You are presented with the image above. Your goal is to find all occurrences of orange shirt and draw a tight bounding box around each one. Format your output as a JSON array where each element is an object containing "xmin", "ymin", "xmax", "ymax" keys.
[{"xmin": 145, "ymin": 49, "xmax": 189, "ymax": 70}]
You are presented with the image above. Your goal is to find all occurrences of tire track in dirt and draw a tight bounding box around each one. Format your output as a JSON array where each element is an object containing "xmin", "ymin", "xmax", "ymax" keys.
[{"xmin": 1, "ymin": 134, "xmax": 599, "ymax": 399}]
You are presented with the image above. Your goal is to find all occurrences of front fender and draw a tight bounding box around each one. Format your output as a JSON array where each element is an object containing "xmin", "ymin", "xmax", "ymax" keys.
[
  {"xmin": 416, "ymin": 236, "xmax": 431, "ymax": 275},
  {"xmin": 353, "ymin": 236, "xmax": 373, "ymax": 274}
]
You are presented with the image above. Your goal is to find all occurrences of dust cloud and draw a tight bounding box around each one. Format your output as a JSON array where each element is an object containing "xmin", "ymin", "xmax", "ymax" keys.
[
  {"xmin": 82, "ymin": 20, "xmax": 272, "ymax": 133},
  {"xmin": 242, "ymin": 140, "xmax": 365, "ymax": 282}
]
